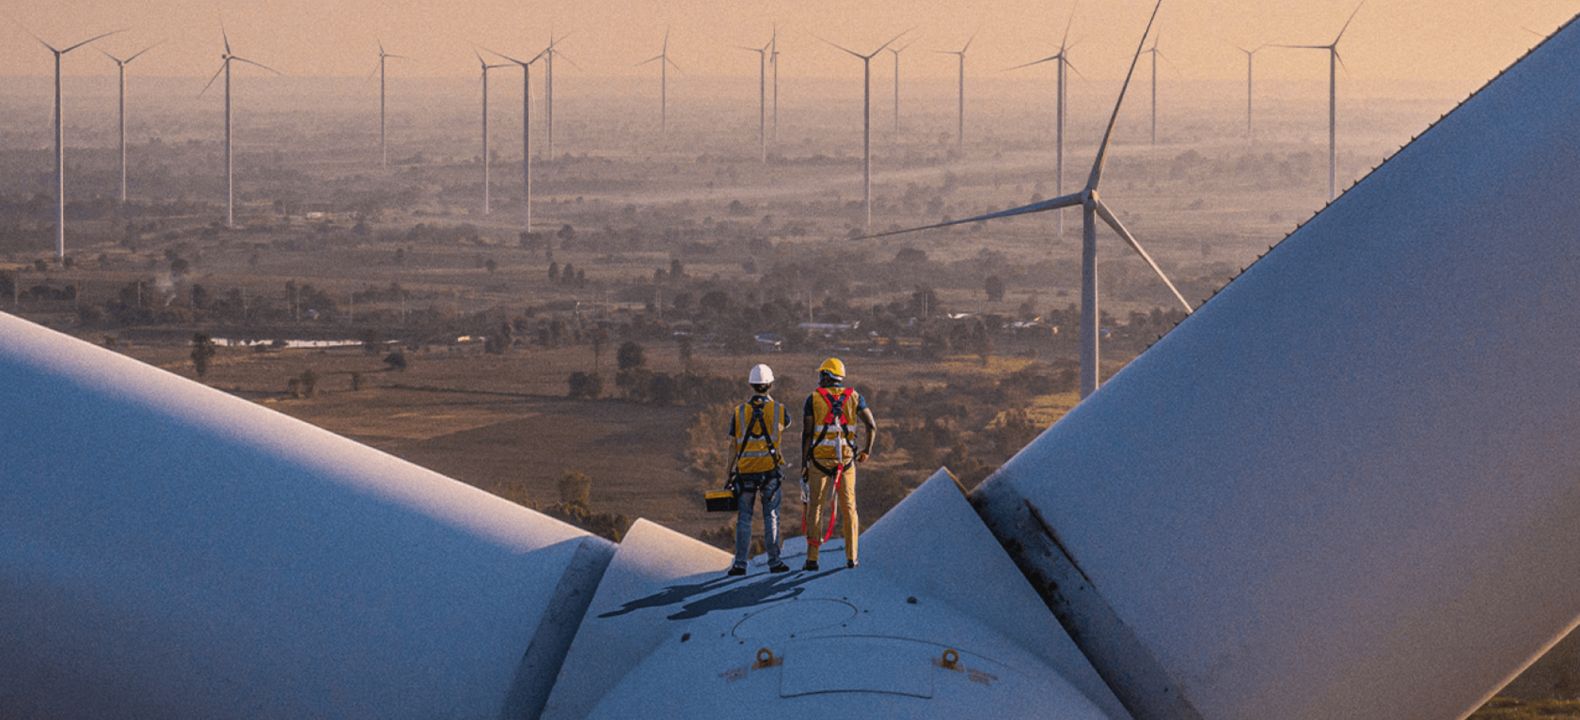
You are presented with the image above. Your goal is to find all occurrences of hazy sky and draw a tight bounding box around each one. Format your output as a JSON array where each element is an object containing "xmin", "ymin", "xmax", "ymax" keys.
[{"xmin": 2, "ymin": 0, "xmax": 1574, "ymax": 89}]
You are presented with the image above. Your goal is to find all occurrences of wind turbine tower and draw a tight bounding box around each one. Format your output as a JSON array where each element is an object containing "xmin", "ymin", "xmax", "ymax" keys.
[
  {"xmin": 102, "ymin": 42, "xmax": 159, "ymax": 204},
  {"xmin": 1237, "ymin": 44, "xmax": 1265, "ymax": 145},
  {"xmin": 637, "ymin": 29, "xmax": 681, "ymax": 134},
  {"xmin": 373, "ymin": 42, "xmax": 409, "ymax": 166},
  {"xmin": 1143, "ymin": 29, "xmax": 1177, "ymax": 144},
  {"xmin": 544, "ymin": 31, "xmax": 577, "ymax": 159},
  {"xmin": 938, "ymin": 32, "xmax": 977, "ymax": 148},
  {"xmin": 21, "ymin": 26, "xmax": 119, "ymax": 261},
  {"xmin": 770, "ymin": 25, "xmax": 779, "ymax": 144},
  {"xmin": 485, "ymin": 44, "xmax": 549, "ymax": 232},
  {"xmin": 818, "ymin": 30, "xmax": 909, "ymax": 233},
  {"xmin": 1277, "ymin": 2, "xmax": 1364, "ymax": 201},
  {"xmin": 1009, "ymin": 6, "xmax": 1080, "ymax": 238},
  {"xmin": 887, "ymin": 39, "xmax": 918, "ymax": 134},
  {"xmin": 474, "ymin": 51, "xmax": 509, "ymax": 215},
  {"xmin": 869, "ymin": 0, "xmax": 1188, "ymax": 398},
  {"xmin": 739, "ymin": 36, "xmax": 771, "ymax": 162},
  {"xmin": 201, "ymin": 29, "xmax": 280, "ymax": 230}
]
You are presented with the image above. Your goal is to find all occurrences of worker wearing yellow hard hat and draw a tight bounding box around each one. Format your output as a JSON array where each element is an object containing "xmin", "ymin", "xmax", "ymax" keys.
[{"xmin": 799, "ymin": 357, "xmax": 877, "ymax": 571}]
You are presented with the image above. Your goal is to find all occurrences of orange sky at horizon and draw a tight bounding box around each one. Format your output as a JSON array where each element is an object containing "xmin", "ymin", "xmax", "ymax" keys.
[{"xmin": 1, "ymin": 0, "xmax": 1574, "ymax": 95}]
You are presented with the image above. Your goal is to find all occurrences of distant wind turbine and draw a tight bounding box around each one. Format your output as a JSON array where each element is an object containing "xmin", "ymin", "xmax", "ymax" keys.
[
  {"xmin": 1143, "ymin": 28, "xmax": 1180, "ymax": 145},
  {"xmin": 371, "ymin": 41, "xmax": 409, "ymax": 167},
  {"xmin": 1009, "ymin": 5, "xmax": 1081, "ymax": 238},
  {"xmin": 473, "ymin": 50, "xmax": 509, "ymax": 215},
  {"xmin": 770, "ymin": 25, "xmax": 780, "ymax": 144},
  {"xmin": 887, "ymin": 38, "xmax": 919, "ymax": 134},
  {"xmin": 201, "ymin": 28, "xmax": 281, "ymax": 230},
  {"xmin": 1276, "ymin": 2, "xmax": 1364, "ymax": 200},
  {"xmin": 865, "ymin": 0, "xmax": 1190, "ymax": 399},
  {"xmin": 637, "ymin": 29, "xmax": 681, "ymax": 134},
  {"xmin": 937, "ymin": 31, "xmax": 977, "ymax": 148},
  {"xmin": 1236, "ymin": 44, "xmax": 1266, "ymax": 145},
  {"xmin": 739, "ymin": 33, "xmax": 772, "ymax": 162},
  {"xmin": 484, "ymin": 43, "xmax": 549, "ymax": 232},
  {"xmin": 545, "ymin": 31, "xmax": 579, "ymax": 159},
  {"xmin": 101, "ymin": 41, "xmax": 161, "ymax": 204},
  {"xmin": 18, "ymin": 24, "xmax": 120, "ymax": 261},
  {"xmin": 817, "ymin": 29, "xmax": 909, "ymax": 233}
]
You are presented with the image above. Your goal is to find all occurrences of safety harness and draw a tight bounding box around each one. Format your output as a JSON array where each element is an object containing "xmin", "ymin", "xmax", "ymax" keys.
[
  {"xmin": 730, "ymin": 398, "xmax": 781, "ymax": 488},
  {"xmin": 804, "ymin": 386, "xmax": 854, "ymax": 546}
]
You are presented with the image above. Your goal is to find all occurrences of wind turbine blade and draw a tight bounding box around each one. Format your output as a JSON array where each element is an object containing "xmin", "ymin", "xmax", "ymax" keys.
[
  {"xmin": 1334, "ymin": 1, "xmax": 1364, "ymax": 44},
  {"xmin": 481, "ymin": 46, "xmax": 526, "ymax": 65},
  {"xmin": 666, "ymin": 56, "xmax": 682, "ymax": 72},
  {"xmin": 635, "ymin": 55, "xmax": 663, "ymax": 66},
  {"xmin": 1272, "ymin": 44, "xmax": 1330, "ymax": 50},
  {"xmin": 663, "ymin": 27, "xmax": 669, "ymax": 53},
  {"xmin": 961, "ymin": 28, "xmax": 978, "ymax": 53},
  {"xmin": 870, "ymin": 28, "xmax": 912, "ymax": 57},
  {"xmin": 222, "ymin": 25, "xmax": 231, "ymax": 55},
  {"xmin": 378, "ymin": 39, "xmax": 385, "ymax": 55},
  {"xmin": 7, "ymin": 17, "xmax": 58, "ymax": 52},
  {"xmin": 554, "ymin": 30, "xmax": 576, "ymax": 45},
  {"xmin": 99, "ymin": 48, "xmax": 124, "ymax": 64},
  {"xmin": 62, "ymin": 28, "xmax": 124, "ymax": 54},
  {"xmin": 1007, "ymin": 53, "xmax": 1062, "ymax": 71},
  {"xmin": 231, "ymin": 56, "xmax": 283, "ymax": 75},
  {"xmin": 126, "ymin": 41, "xmax": 163, "ymax": 63},
  {"xmin": 367, "ymin": 60, "xmax": 380, "ymax": 79},
  {"xmin": 556, "ymin": 51, "xmax": 583, "ymax": 70},
  {"xmin": 1064, "ymin": 56, "xmax": 1087, "ymax": 80},
  {"xmin": 1334, "ymin": 48, "xmax": 1350, "ymax": 74},
  {"xmin": 1095, "ymin": 199, "xmax": 1193, "ymax": 312},
  {"xmin": 199, "ymin": 63, "xmax": 225, "ymax": 97},
  {"xmin": 1060, "ymin": 2, "xmax": 1078, "ymax": 50},
  {"xmin": 859, "ymin": 191, "xmax": 1084, "ymax": 240},
  {"xmin": 385, "ymin": 53, "xmax": 411, "ymax": 60},
  {"xmin": 1088, "ymin": 0, "xmax": 1164, "ymax": 189},
  {"xmin": 813, "ymin": 34, "xmax": 864, "ymax": 59}
]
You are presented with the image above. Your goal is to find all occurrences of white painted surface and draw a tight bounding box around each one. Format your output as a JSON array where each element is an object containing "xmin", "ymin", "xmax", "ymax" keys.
[
  {"xmin": 0, "ymin": 312, "xmax": 613, "ymax": 719},
  {"xmin": 980, "ymin": 18, "xmax": 1580, "ymax": 720},
  {"xmin": 545, "ymin": 472, "xmax": 1130, "ymax": 719}
]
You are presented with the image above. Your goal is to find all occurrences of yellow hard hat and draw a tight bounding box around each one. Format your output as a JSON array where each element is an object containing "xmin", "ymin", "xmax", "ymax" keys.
[{"xmin": 818, "ymin": 357, "xmax": 846, "ymax": 379}]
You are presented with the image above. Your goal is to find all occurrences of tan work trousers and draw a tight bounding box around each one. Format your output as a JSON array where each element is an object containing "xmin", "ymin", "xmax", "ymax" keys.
[{"xmin": 805, "ymin": 463, "xmax": 857, "ymax": 563}]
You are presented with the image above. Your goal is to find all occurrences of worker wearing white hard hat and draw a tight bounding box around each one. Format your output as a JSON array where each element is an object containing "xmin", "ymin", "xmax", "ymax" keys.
[{"xmin": 723, "ymin": 363, "xmax": 792, "ymax": 575}]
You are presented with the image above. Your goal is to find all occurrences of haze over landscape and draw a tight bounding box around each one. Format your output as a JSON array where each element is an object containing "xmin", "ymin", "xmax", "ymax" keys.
[{"xmin": 3, "ymin": 1, "xmax": 1579, "ymax": 717}]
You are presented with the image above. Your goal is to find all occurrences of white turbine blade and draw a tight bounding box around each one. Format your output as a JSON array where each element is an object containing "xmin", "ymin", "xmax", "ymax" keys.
[
  {"xmin": 1272, "ymin": 43, "xmax": 1330, "ymax": 50},
  {"xmin": 62, "ymin": 28, "xmax": 124, "ymax": 54},
  {"xmin": 366, "ymin": 60, "xmax": 380, "ymax": 79},
  {"xmin": 1060, "ymin": 2, "xmax": 1078, "ymax": 50},
  {"xmin": 556, "ymin": 50, "xmax": 583, "ymax": 70},
  {"xmin": 860, "ymin": 191, "xmax": 1084, "ymax": 239},
  {"xmin": 384, "ymin": 53, "xmax": 411, "ymax": 60},
  {"xmin": 813, "ymin": 34, "xmax": 864, "ymax": 59},
  {"xmin": 8, "ymin": 18, "xmax": 59, "ymax": 53},
  {"xmin": 221, "ymin": 25, "xmax": 231, "ymax": 54},
  {"xmin": 99, "ymin": 48, "xmax": 124, "ymax": 64},
  {"xmin": 231, "ymin": 56, "xmax": 282, "ymax": 75},
  {"xmin": 869, "ymin": 28, "xmax": 912, "ymax": 57},
  {"xmin": 961, "ymin": 29, "xmax": 978, "ymax": 54},
  {"xmin": 666, "ymin": 56, "xmax": 682, "ymax": 72},
  {"xmin": 126, "ymin": 41, "xmax": 163, "ymax": 63},
  {"xmin": 635, "ymin": 54, "xmax": 663, "ymax": 66},
  {"xmin": 1333, "ymin": 1, "xmax": 1365, "ymax": 44},
  {"xmin": 198, "ymin": 63, "xmax": 225, "ymax": 97},
  {"xmin": 1064, "ymin": 56, "xmax": 1087, "ymax": 81},
  {"xmin": 1334, "ymin": 47, "xmax": 1350, "ymax": 74},
  {"xmin": 1007, "ymin": 53, "xmax": 1062, "ymax": 71},
  {"xmin": 1094, "ymin": 199, "xmax": 1193, "ymax": 312},
  {"xmin": 481, "ymin": 46, "xmax": 527, "ymax": 65},
  {"xmin": 1087, "ymin": 0, "xmax": 1164, "ymax": 189}
]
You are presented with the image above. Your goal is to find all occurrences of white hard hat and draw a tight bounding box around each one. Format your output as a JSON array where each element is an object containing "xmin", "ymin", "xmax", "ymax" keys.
[{"xmin": 748, "ymin": 363, "xmax": 774, "ymax": 385}]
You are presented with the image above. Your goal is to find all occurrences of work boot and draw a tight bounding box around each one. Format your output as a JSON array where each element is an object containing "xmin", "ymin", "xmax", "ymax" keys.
[
  {"xmin": 846, "ymin": 559, "xmax": 858, "ymax": 569},
  {"xmin": 727, "ymin": 565, "xmax": 747, "ymax": 576},
  {"xmin": 768, "ymin": 561, "xmax": 790, "ymax": 573},
  {"xmin": 802, "ymin": 560, "xmax": 819, "ymax": 572}
]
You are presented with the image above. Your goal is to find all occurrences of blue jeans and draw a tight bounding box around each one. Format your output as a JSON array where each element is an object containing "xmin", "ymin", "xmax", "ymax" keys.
[{"xmin": 733, "ymin": 471, "xmax": 782, "ymax": 567}]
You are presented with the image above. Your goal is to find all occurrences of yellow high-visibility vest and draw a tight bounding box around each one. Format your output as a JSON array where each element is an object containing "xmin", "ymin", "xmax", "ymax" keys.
[
  {"xmin": 808, "ymin": 387, "xmax": 859, "ymax": 465},
  {"xmin": 732, "ymin": 398, "xmax": 786, "ymax": 474}
]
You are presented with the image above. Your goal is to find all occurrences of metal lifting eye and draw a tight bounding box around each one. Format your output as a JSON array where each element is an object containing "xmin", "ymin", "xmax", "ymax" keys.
[
  {"xmin": 754, "ymin": 647, "xmax": 781, "ymax": 668},
  {"xmin": 940, "ymin": 648, "xmax": 961, "ymax": 669}
]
